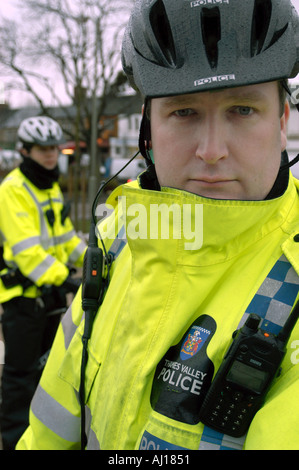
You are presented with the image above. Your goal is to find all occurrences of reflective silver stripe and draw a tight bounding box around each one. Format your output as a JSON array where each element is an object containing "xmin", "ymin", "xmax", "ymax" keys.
[
  {"xmin": 31, "ymin": 384, "xmax": 81, "ymax": 443},
  {"xmin": 53, "ymin": 230, "xmax": 76, "ymax": 246},
  {"xmin": 86, "ymin": 426, "xmax": 101, "ymax": 450},
  {"xmin": 12, "ymin": 236, "xmax": 40, "ymax": 256},
  {"xmin": 68, "ymin": 240, "xmax": 86, "ymax": 264},
  {"xmin": 40, "ymin": 198, "xmax": 63, "ymax": 207},
  {"xmin": 82, "ymin": 402, "xmax": 100, "ymax": 449},
  {"xmin": 28, "ymin": 255, "xmax": 56, "ymax": 282},
  {"xmin": 61, "ymin": 304, "xmax": 79, "ymax": 349},
  {"xmin": 108, "ymin": 225, "xmax": 127, "ymax": 260},
  {"xmin": 12, "ymin": 232, "xmax": 77, "ymax": 257},
  {"xmin": 13, "ymin": 232, "xmax": 80, "ymax": 258},
  {"xmin": 22, "ymin": 182, "xmax": 49, "ymax": 249}
]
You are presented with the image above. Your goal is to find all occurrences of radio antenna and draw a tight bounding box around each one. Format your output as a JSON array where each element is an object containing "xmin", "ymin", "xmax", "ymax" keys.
[{"xmin": 277, "ymin": 299, "xmax": 299, "ymax": 344}]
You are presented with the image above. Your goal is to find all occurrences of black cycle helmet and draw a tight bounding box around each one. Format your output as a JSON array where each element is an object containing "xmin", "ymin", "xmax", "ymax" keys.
[{"xmin": 122, "ymin": 0, "xmax": 299, "ymax": 98}]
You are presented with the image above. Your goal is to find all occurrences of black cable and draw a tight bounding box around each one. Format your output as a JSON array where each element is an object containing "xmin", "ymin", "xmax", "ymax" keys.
[
  {"xmin": 91, "ymin": 150, "xmax": 140, "ymax": 285},
  {"xmin": 91, "ymin": 150, "xmax": 141, "ymax": 224},
  {"xmin": 79, "ymin": 151, "xmax": 140, "ymax": 449}
]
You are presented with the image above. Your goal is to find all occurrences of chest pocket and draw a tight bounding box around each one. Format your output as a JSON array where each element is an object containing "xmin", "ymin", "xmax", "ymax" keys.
[
  {"xmin": 136, "ymin": 315, "xmax": 216, "ymax": 450},
  {"xmin": 136, "ymin": 255, "xmax": 299, "ymax": 451},
  {"xmin": 58, "ymin": 322, "xmax": 101, "ymax": 405}
]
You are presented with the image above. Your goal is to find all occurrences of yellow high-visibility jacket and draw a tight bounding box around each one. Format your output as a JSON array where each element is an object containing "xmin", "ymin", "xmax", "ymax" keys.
[
  {"xmin": 0, "ymin": 167, "xmax": 86, "ymax": 302},
  {"xmin": 17, "ymin": 173, "xmax": 299, "ymax": 450}
]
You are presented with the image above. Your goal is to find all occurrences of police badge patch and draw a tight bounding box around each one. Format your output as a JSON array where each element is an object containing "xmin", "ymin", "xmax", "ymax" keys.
[
  {"xmin": 180, "ymin": 326, "xmax": 211, "ymax": 360},
  {"xmin": 151, "ymin": 315, "xmax": 217, "ymax": 425}
]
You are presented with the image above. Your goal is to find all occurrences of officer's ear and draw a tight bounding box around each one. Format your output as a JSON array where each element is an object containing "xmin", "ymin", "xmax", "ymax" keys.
[
  {"xmin": 280, "ymin": 100, "xmax": 290, "ymax": 152},
  {"xmin": 20, "ymin": 146, "xmax": 31, "ymax": 158}
]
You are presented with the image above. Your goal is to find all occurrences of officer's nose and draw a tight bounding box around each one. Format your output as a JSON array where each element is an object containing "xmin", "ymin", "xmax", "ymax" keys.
[{"xmin": 195, "ymin": 116, "xmax": 229, "ymax": 164}]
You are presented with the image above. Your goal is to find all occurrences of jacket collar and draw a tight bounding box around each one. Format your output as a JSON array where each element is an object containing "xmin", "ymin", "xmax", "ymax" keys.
[{"xmin": 108, "ymin": 174, "xmax": 299, "ymax": 267}]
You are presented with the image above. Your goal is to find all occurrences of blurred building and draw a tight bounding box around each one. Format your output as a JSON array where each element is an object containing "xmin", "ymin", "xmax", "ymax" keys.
[{"xmin": 0, "ymin": 93, "xmax": 143, "ymax": 180}]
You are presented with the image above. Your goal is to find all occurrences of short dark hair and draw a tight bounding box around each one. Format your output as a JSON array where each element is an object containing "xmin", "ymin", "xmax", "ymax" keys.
[{"xmin": 18, "ymin": 142, "xmax": 34, "ymax": 158}]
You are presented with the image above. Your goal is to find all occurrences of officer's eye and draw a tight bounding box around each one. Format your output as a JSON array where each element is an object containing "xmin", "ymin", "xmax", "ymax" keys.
[
  {"xmin": 174, "ymin": 108, "xmax": 195, "ymax": 117},
  {"xmin": 235, "ymin": 106, "xmax": 253, "ymax": 116}
]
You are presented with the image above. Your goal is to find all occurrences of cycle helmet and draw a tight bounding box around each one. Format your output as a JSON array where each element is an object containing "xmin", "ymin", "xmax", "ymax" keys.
[
  {"xmin": 18, "ymin": 116, "xmax": 64, "ymax": 147},
  {"xmin": 122, "ymin": 0, "xmax": 299, "ymax": 98}
]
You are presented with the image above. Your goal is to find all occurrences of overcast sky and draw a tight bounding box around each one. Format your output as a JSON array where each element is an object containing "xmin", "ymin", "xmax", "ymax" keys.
[
  {"xmin": 0, "ymin": 0, "xmax": 21, "ymax": 19},
  {"xmin": 1, "ymin": 0, "xmax": 298, "ymax": 15}
]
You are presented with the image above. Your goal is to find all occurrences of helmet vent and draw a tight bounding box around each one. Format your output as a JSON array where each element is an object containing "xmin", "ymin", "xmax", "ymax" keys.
[
  {"xmin": 201, "ymin": 7, "xmax": 221, "ymax": 69},
  {"xmin": 251, "ymin": 0, "xmax": 272, "ymax": 56},
  {"xmin": 265, "ymin": 23, "xmax": 288, "ymax": 51},
  {"xmin": 149, "ymin": 0, "xmax": 177, "ymax": 68}
]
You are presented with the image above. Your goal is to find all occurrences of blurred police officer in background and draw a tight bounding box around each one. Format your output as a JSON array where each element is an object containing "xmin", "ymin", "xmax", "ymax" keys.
[{"xmin": 0, "ymin": 116, "xmax": 86, "ymax": 449}]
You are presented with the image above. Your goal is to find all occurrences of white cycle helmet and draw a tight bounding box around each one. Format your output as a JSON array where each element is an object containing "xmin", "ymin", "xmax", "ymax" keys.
[{"xmin": 18, "ymin": 116, "xmax": 64, "ymax": 147}]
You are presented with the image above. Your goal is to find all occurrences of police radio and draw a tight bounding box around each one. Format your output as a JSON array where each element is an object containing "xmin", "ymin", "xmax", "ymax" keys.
[
  {"xmin": 79, "ymin": 150, "xmax": 140, "ymax": 450},
  {"xmin": 200, "ymin": 303, "xmax": 299, "ymax": 437}
]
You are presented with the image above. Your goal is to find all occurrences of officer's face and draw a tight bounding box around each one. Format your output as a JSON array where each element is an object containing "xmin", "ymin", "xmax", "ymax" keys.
[
  {"xmin": 150, "ymin": 82, "xmax": 289, "ymax": 201},
  {"xmin": 30, "ymin": 145, "xmax": 59, "ymax": 170}
]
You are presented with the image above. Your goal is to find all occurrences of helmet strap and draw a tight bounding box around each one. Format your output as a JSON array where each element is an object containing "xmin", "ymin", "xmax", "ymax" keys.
[
  {"xmin": 280, "ymin": 80, "xmax": 299, "ymax": 171},
  {"xmin": 139, "ymin": 98, "xmax": 153, "ymax": 164}
]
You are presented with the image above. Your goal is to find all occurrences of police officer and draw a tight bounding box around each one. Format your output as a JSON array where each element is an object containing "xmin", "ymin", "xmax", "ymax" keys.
[
  {"xmin": 0, "ymin": 116, "xmax": 86, "ymax": 449},
  {"xmin": 17, "ymin": 0, "xmax": 299, "ymax": 450}
]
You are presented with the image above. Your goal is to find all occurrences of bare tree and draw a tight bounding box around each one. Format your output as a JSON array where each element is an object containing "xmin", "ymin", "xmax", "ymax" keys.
[{"xmin": 0, "ymin": 0, "xmax": 134, "ymax": 223}]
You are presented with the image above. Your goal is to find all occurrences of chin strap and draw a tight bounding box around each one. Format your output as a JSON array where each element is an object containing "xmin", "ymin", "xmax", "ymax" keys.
[
  {"xmin": 280, "ymin": 153, "xmax": 299, "ymax": 170},
  {"xmin": 280, "ymin": 80, "xmax": 299, "ymax": 171},
  {"xmin": 139, "ymin": 97, "xmax": 153, "ymax": 164}
]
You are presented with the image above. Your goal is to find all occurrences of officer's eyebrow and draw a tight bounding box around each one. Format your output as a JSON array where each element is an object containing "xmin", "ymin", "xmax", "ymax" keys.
[
  {"xmin": 222, "ymin": 89, "xmax": 268, "ymax": 103},
  {"xmin": 158, "ymin": 95, "xmax": 198, "ymax": 109},
  {"xmin": 159, "ymin": 89, "xmax": 268, "ymax": 108}
]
